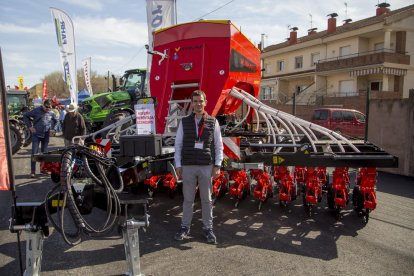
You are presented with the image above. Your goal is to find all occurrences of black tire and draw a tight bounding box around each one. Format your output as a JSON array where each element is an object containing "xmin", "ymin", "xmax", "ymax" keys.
[
  {"xmin": 9, "ymin": 123, "xmax": 24, "ymax": 155},
  {"xmin": 352, "ymin": 186, "xmax": 364, "ymax": 213},
  {"xmin": 51, "ymin": 172, "xmax": 60, "ymax": 183},
  {"xmin": 22, "ymin": 124, "xmax": 32, "ymax": 147}
]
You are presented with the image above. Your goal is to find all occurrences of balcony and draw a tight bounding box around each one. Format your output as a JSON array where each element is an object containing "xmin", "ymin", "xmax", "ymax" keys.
[{"xmin": 316, "ymin": 49, "xmax": 410, "ymax": 72}]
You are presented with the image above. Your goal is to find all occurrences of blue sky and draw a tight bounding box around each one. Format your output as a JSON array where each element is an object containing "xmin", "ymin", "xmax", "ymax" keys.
[{"xmin": 1, "ymin": 0, "xmax": 412, "ymax": 88}]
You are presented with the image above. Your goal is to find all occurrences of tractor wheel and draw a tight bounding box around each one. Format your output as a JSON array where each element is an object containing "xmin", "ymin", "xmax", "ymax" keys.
[
  {"xmin": 22, "ymin": 124, "xmax": 32, "ymax": 147},
  {"xmin": 9, "ymin": 123, "xmax": 24, "ymax": 155}
]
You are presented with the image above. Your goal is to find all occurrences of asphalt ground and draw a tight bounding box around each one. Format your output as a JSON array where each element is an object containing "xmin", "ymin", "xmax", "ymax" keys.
[{"xmin": 0, "ymin": 136, "xmax": 413, "ymax": 275}]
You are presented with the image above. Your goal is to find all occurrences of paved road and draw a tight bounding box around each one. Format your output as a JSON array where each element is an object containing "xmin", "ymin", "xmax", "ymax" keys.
[{"xmin": 1, "ymin": 137, "xmax": 413, "ymax": 275}]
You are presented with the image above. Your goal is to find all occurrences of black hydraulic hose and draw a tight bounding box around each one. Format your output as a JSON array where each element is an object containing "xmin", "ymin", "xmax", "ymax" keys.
[
  {"xmin": 49, "ymin": 144, "xmax": 122, "ymax": 245},
  {"xmin": 44, "ymin": 184, "xmax": 81, "ymax": 246}
]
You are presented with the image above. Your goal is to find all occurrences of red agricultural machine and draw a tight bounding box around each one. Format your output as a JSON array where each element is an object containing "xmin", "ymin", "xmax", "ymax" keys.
[{"xmin": 35, "ymin": 20, "xmax": 397, "ymax": 223}]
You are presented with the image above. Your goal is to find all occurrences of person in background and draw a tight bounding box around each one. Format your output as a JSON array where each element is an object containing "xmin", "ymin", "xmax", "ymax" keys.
[
  {"xmin": 174, "ymin": 90, "xmax": 223, "ymax": 244},
  {"xmin": 23, "ymin": 99, "xmax": 57, "ymax": 178},
  {"xmin": 62, "ymin": 103, "xmax": 86, "ymax": 147}
]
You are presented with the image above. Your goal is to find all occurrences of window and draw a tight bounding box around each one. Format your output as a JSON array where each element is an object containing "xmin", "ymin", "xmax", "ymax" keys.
[
  {"xmin": 276, "ymin": 60, "xmax": 284, "ymax": 72},
  {"xmin": 312, "ymin": 110, "xmax": 328, "ymax": 120},
  {"xmin": 261, "ymin": 87, "xmax": 274, "ymax": 100},
  {"xmin": 295, "ymin": 56, "xmax": 303, "ymax": 69},
  {"xmin": 339, "ymin": 45, "xmax": 351, "ymax": 58},
  {"xmin": 370, "ymin": 81, "xmax": 383, "ymax": 91},
  {"xmin": 342, "ymin": 111, "xmax": 354, "ymax": 121},
  {"xmin": 355, "ymin": 112, "xmax": 365, "ymax": 122},
  {"xmin": 339, "ymin": 80, "xmax": 354, "ymax": 96},
  {"xmin": 332, "ymin": 111, "xmax": 343, "ymax": 121},
  {"xmin": 311, "ymin": 52, "xmax": 320, "ymax": 66}
]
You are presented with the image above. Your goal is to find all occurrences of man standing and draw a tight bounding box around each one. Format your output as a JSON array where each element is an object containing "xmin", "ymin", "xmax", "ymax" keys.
[
  {"xmin": 23, "ymin": 99, "xmax": 57, "ymax": 178},
  {"xmin": 62, "ymin": 103, "xmax": 86, "ymax": 147},
  {"xmin": 174, "ymin": 90, "xmax": 223, "ymax": 244}
]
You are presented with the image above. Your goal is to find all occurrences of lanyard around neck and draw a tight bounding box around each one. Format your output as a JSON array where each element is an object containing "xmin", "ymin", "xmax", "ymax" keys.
[{"xmin": 196, "ymin": 113, "xmax": 205, "ymax": 140}]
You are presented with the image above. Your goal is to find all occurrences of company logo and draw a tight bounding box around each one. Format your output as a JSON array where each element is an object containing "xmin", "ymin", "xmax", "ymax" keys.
[
  {"xmin": 180, "ymin": 63, "xmax": 193, "ymax": 71},
  {"xmin": 54, "ymin": 19, "xmax": 67, "ymax": 46}
]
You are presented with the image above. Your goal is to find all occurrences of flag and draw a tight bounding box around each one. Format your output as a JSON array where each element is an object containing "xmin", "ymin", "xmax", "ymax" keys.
[
  {"xmin": 0, "ymin": 50, "xmax": 13, "ymax": 191},
  {"xmin": 145, "ymin": 0, "xmax": 176, "ymax": 95},
  {"xmin": 42, "ymin": 79, "xmax": 48, "ymax": 99},
  {"xmin": 50, "ymin": 7, "xmax": 78, "ymax": 105},
  {"xmin": 17, "ymin": 76, "xmax": 24, "ymax": 90},
  {"xmin": 82, "ymin": 57, "xmax": 93, "ymax": 96}
]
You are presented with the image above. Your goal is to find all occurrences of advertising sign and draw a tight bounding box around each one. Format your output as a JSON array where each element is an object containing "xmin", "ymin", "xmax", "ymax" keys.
[{"xmin": 135, "ymin": 103, "xmax": 155, "ymax": 135}]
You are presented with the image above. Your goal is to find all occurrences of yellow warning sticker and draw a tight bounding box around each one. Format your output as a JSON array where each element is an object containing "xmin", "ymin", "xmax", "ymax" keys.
[
  {"xmin": 51, "ymin": 200, "xmax": 65, "ymax": 207},
  {"xmin": 273, "ymin": 156, "xmax": 285, "ymax": 165}
]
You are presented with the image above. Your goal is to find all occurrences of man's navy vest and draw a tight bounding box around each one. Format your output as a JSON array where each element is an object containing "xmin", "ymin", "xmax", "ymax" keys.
[{"xmin": 181, "ymin": 113, "xmax": 216, "ymax": 166}]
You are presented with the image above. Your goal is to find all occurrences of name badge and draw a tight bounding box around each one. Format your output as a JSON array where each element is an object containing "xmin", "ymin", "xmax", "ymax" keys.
[{"xmin": 194, "ymin": 141, "xmax": 204, "ymax": 149}]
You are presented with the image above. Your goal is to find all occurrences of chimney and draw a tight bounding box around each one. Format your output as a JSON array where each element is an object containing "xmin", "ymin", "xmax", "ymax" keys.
[
  {"xmin": 327, "ymin": 13, "xmax": 338, "ymax": 34},
  {"xmin": 308, "ymin": 28, "xmax": 318, "ymax": 35},
  {"xmin": 376, "ymin": 2, "xmax": 390, "ymax": 16},
  {"xmin": 289, "ymin": 27, "xmax": 298, "ymax": 45}
]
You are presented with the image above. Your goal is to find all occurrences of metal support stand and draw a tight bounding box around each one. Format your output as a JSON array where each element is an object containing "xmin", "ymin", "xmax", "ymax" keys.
[
  {"xmin": 10, "ymin": 202, "xmax": 49, "ymax": 276},
  {"xmin": 24, "ymin": 229, "xmax": 44, "ymax": 276},
  {"xmin": 119, "ymin": 199, "xmax": 149, "ymax": 276}
]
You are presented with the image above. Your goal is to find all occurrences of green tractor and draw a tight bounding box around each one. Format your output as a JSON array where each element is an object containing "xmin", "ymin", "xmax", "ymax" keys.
[
  {"xmin": 6, "ymin": 89, "xmax": 32, "ymax": 154},
  {"xmin": 79, "ymin": 69, "xmax": 146, "ymax": 135}
]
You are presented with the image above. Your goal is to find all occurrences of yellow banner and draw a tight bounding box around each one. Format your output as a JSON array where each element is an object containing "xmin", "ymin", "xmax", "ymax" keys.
[{"xmin": 17, "ymin": 76, "xmax": 24, "ymax": 90}]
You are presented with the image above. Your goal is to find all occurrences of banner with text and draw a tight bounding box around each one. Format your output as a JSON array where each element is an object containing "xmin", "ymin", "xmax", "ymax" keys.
[
  {"xmin": 82, "ymin": 57, "xmax": 93, "ymax": 96},
  {"xmin": 135, "ymin": 103, "xmax": 156, "ymax": 135},
  {"xmin": 50, "ymin": 7, "xmax": 78, "ymax": 105},
  {"xmin": 145, "ymin": 0, "xmax": 176, "ymax": 95}
]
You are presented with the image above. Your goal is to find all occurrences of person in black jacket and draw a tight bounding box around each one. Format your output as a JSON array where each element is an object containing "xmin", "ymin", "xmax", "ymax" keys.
[
  {"xmin": 62, "ymin": 103, "xmax": 86, "ymax": 147},
  {"xmin": 173, "ymin": 90, "xmax": 223, "ymax": 244}
]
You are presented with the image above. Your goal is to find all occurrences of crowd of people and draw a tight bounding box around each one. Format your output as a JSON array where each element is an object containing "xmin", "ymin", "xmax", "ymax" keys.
[{"xmin": 23, "ymin": 99, "xmax": 86, "ymax": 177}]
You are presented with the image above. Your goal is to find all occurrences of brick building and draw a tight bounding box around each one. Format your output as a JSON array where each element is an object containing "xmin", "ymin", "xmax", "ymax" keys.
[{"xmin": 260, "ymin": 3, "xmax": 414, "ymax": 112}]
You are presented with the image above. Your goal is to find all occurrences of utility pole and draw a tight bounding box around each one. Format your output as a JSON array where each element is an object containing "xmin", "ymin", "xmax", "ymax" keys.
[{"xmin": 107, "ymin": 71, "xmax": 110, "ymax": 92}]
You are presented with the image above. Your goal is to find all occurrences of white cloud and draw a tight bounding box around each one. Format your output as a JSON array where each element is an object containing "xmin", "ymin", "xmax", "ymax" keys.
[
  {"xmin": 0, "ymin": 22, "xmax": 50, "ymax": 34},
  {"xmin": 73, "ymin": 16, "xmax": 148, "ymax": 47},
  {"xmin": 58, "ymin": 0, "xmax": 105, "ymax": 11}
]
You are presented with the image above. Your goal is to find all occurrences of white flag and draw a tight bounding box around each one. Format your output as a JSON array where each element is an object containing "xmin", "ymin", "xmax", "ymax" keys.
[
  {"xmin": 82, "ymin": 57, "xmax": 93, "ymax": 96},
  {"xmin": 146, "ymin": 0, "xmax": 176, "ymax": 48},
  {"xmin": 50, "ymin": 7, "xmax": 78, "ymax": 105},
  {"xmin": 146, "ymin": 0, "xmax": 176, "ymax": 95}
]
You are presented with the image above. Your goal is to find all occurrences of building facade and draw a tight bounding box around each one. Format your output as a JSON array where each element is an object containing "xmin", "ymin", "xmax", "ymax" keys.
[{"xmin": 261, "ymin": 3, "xmax": 414, "ymax": 105}]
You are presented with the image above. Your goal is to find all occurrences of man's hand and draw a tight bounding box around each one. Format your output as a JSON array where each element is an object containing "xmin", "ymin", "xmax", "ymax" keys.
[
  {"xmin": 29, "ymin": 127, "xmax": 36, "ymax": 134},
  {"xmin": 176, "ymin": 167, "xmax": 182, "ymax": 179},
  {"xmin": 212, "ymin": 166, "xmax": 220, "ymax": 178}
]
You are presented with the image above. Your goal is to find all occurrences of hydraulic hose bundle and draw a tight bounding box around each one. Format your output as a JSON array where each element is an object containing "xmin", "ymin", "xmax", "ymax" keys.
[{"xmin": 45, "ymin": 143, "xmax": 123, "ymax": 245}]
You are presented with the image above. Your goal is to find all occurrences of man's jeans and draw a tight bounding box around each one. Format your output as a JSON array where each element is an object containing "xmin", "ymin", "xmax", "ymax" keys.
[{"xmin": 31, "ymin": 133, "xmax": 50, "ymax": 173}]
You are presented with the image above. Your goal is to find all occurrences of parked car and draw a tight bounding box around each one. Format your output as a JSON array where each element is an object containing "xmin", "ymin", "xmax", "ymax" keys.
[{"xmin": 311, "ymin": 108, "xmax": 366, "ymax": 138}]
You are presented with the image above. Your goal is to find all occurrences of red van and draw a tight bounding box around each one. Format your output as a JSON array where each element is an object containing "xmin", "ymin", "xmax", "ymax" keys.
[{"xmin": 311, "ymin": 108, "xmax": 366, "ymax": 138}]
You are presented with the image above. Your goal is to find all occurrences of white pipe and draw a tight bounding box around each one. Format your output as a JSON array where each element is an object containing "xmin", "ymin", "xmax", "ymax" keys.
[{"xmin": 230, "ymin": 88, "xmax": 360, "ymax": 153}]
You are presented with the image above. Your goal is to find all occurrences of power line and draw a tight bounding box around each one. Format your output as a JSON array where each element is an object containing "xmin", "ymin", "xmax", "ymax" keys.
[{"xmin": 193, "ymin": 0, "xmax": 236, "ymax": 21}]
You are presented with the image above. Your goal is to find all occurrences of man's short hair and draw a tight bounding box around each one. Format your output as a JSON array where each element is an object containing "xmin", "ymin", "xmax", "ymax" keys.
[
  {"xmin": 43, "ymin": 99, "xmax": 52, "ymax": 108},
  {"xmin": 191, "ymin": 90, "xmax": 206, "ymax": 101}
]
